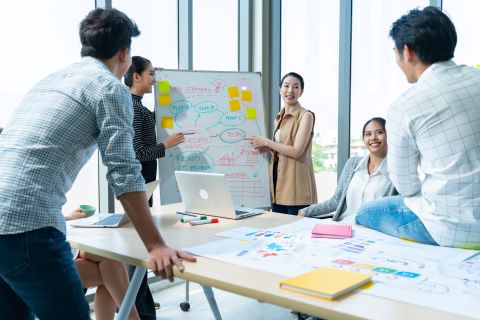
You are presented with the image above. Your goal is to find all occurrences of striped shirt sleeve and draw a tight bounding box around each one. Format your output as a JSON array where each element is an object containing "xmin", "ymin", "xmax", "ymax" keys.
[{"xmin": 132, "ymin": 104, "xmax": 165, "ymax": 162}]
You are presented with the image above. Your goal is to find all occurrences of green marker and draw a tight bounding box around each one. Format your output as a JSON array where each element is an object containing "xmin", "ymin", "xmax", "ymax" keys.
[{"xmin": 181, "ymin": 215, "xmax": 207, "ymax": 223}]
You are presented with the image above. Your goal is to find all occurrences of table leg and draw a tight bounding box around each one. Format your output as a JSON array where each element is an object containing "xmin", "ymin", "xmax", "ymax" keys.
[
  {"xmin": 116, "ymin": 266, "xmax": 146, "ymax": 320},
  {"xmin": 202, "ymin": 285, "xmax": 222, "ymax": 320}
]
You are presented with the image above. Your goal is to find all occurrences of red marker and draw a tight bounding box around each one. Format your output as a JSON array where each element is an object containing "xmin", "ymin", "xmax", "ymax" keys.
[{"xmin": 190, "ymin": 218, "xmax": 219, "ymax": 226}]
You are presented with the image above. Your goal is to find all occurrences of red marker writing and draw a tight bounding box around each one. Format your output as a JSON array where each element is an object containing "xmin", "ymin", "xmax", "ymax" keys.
[{"xmin": 190, "ymin": 218, "xmax": 219, "ymax": 226}]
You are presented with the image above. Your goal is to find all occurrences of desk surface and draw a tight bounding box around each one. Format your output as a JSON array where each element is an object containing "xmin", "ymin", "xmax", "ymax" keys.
[{"xmin": 68, "ymin": 203, "xmax": 471, "ymax": 320}]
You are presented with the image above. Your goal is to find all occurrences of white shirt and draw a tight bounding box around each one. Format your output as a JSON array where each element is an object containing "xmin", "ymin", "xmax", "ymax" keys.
[
  {"xmin": 387, "ymin": 60, "xmax": 480, "ymax": 248},
  {"xmin": 274, "ymin": 129, "xmax": 281, "ymax": 142},
  {"xmin": 342, "ymin": 155, "xmax": 390, "ymax": 223}
]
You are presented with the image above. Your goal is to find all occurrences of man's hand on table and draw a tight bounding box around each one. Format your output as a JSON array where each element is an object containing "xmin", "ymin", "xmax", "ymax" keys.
[{"xmin": 148, "ymin": 245, "xmax": 197, "ymax": 282}]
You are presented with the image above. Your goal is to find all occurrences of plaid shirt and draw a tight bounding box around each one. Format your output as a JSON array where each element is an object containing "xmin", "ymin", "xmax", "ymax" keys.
[
  {"xmin": 387, "ymin": 60, "xmax": 480, "ymax": 248},
  {"xmin": 0, "ymin": 57, "xmax": 145, "ymax": 235}
]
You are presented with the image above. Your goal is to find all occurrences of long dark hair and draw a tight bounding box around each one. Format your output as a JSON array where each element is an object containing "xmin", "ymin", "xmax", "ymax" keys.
[
  {"xmin": 123, "ymin": 56, "xmax": 151, "ymax": 87},
  {"xmin": 362, "ymin": 117, "xmax": 386, "ymax": 137}
]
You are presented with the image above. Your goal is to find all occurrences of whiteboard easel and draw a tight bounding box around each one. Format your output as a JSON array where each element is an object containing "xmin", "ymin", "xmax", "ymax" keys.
[{"xmin": 154, "ymin": 69, "xmax": 270, "ymax": 208}]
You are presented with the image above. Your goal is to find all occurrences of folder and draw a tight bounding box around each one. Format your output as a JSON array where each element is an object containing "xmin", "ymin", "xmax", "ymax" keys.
[
  {"xmin": 311, "ymin": 224, "xmax": 352, "ymax": 239},
  {"xmin": 279, "ymin": 267, "xmax": 372, "ymax": 300}
]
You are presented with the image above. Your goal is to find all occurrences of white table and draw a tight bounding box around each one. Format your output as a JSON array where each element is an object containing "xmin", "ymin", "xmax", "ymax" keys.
[{"xmin": 68, "ymin": 203, "xmax": 473, "ymax": 320}]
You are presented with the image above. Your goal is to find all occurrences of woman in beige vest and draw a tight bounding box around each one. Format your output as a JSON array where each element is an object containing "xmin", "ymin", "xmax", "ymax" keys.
[{"xmin": 248, "ymin": 72, "xmax": 317, "ymax": 215}]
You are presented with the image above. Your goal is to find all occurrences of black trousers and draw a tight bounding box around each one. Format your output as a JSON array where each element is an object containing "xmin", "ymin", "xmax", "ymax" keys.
[{"xmin": 130, "ymin": 160, "xmax": 157, "ymax": 319}]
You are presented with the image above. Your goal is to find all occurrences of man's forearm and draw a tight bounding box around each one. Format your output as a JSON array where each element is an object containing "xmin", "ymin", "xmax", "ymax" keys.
[{"xmin": 118, "ymin": 191, "xmax": 166, "ymax": 251}]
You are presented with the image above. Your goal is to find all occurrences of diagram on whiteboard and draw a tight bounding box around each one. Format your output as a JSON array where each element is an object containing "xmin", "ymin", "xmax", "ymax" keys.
[{"xmin": 154, "ymin": 69, "xmax": 270, "ymax": 207}]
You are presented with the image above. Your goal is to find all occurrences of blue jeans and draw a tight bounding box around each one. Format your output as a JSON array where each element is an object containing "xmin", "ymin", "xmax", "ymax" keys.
[
  {"xmin": 0, "ymin": 227, "xmax": 90, "ymax": 320},
  {"xmin": 355, "ymin": 196, "xmax": 438, "ymax": 245}
]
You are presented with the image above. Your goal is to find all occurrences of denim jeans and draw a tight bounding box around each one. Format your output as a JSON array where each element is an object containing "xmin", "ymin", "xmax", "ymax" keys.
[
  {"xmin": 355, "ymin": 196, "xmax": 438, "ymax": 245},
  {"xmin": 0, "ymin": 227, "xmax": 90, "ymax": 320}
]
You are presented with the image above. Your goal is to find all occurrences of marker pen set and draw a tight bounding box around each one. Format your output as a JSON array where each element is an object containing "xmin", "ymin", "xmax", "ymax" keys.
[
  {"xmin": 180, "ymin": 215, "xmax": 207, "ymax": 223},
  {"xmin": 190, "ymin": 218, "xmax": 219, "ymax": 226},
  {"xmin": 177, "ymin": 211, "xmax": 219, "ymax": 225}
]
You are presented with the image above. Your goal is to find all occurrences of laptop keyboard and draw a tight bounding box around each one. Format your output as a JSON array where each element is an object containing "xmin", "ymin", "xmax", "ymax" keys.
[
  {"xmin": 235, "ymin": 208, "xmax": 263, "ymax": 218},
  {"xmin": 93, "ymin": 214, "xmax": 123, "ymax": 226}
]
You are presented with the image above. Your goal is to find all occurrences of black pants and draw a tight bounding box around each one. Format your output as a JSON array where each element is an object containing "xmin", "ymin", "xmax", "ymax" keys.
[
  {"xmin": 130, "ymin": 161, "xmax": 157, "ymax": 319},
  {"xmin": 141, "ymin": 161, "xmax": 157, "ymax": 207},
  {"xmin": 127, "ymin": 265, "xmax": 156, "ymax": 320}
]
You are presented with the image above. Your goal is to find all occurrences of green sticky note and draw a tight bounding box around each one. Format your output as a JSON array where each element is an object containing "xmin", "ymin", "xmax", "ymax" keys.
[
  {"xmin": 245, "ymin": 108, "xmax": 256, "ymax": 119},
  {"xmin": 157, "ymin": 80, "xmax": 171, "ymax": 92}
]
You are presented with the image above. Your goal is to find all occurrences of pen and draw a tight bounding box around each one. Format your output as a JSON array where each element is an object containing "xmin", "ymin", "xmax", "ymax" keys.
[
  {"xmin": 190, "ymin": 218, "xmax": 219, "ymax": 226},
  {"xmin": 181, "ymin": 131, "xmax": 195, "ymax": 135},
  {"xmin": 181, "ymin": 216, "xmax": 207, "ymax": 223},
  {"xmin": 176, "ymin": 211, "xmax": 197, "ymax": 217}
]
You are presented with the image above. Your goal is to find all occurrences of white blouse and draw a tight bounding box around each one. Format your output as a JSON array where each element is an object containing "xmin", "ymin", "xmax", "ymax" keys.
[
  {"xmin": 274, "ymin": 129, "xmax": 281, "ymax": 142},
  {"xmin": 341, "ymin": 155, "xmax": 390, "ymax": 223}
]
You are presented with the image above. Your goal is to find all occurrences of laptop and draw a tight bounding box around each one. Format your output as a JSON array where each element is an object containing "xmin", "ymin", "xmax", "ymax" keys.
[
  {"xmin": 175, "ymin": 171, "xmax": 264, "ymax": 219},
  {"xmin": 70, "ymin": 180, "xmax": 160, "ymax": 228}
]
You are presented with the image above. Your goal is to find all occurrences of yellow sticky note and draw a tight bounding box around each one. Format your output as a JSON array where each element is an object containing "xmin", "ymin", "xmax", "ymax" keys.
[
  {"xmin": 245, "ymin": 108, "xmax": 256, "ymax": 119},
  {"xmin": 157, "ymin": 80, "xmax": 171, "ymax": 92},
  {"xmin": 228, "ymin": 86, "xmax": 239, "ymax": 98},
  {"xmin": 161, "ymin": 116, "xmax": 174, "ymax": 128},
  {"xmin": 241, "ymin": 90, "xmax": 252, "ymax": 102},
  {"xmin": 158, "ymin": 94, "xmax": 171, "ymax": 106},
  {"xmin": 229, "ymin": 99, "xmax": 241, "ymax": 111}
]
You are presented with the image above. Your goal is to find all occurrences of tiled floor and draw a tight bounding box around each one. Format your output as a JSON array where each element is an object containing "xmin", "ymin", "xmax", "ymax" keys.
[{"xmin": 90, "ymin": 278, "xmax": 298, "ymax": 319}]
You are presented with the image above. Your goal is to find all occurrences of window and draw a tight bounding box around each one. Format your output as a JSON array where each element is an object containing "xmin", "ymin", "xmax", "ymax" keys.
[
  {"xmin": 350, "ymin": 0, "xmax": 428, "ymax": 156},
  {"xmin": 114, "ymin": 0, "xmax": 178, "ymax": 107},
  {"xmin": 193, "ymin": 0, "xmax": 238, "ymax": 71},
  {"xmin": 113, "ymin": 0, "xmax": 178, "ymax": 210},
  {"xmin": 281, "ymin": 0, "xmax": 340, "ymax": 201},
  {"xmin": 443, "ymin": 0, "xmax": 480, "ymax": 67},
  {"xmin": 0, "ymin": 1, "xmax": 96, "ymax": 214}
]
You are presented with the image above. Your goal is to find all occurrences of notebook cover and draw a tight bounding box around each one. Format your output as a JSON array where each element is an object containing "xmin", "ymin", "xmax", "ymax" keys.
[
  {"xmin": 279, "ymin": 267, "xmax": 371, "ymax": 299},
  {"xmin": 311, "ymin": 224, "xmax": 352, "ymax": 239}
]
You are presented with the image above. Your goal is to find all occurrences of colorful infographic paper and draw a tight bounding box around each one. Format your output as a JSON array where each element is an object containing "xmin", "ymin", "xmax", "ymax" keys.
[{"xmin": 186, "ymin": 219, "xmax": 480, "ymax": 318}]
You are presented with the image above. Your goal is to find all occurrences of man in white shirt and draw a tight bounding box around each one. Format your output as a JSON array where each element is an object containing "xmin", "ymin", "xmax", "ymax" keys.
[{"xmin": 355, "ymin": 6, "xmax": 480, "ymax": 249}]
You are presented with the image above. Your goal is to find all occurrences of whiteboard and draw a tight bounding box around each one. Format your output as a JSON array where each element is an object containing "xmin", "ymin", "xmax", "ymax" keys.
[{"xmin": 154, "ymin": 69, "xmax": 270, "ymax": 207}]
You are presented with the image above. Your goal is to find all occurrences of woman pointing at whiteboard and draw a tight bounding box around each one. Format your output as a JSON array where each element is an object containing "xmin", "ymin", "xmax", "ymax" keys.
[
  {"xmin": 124, "ymin": 56, "xmax": 184, "ymax": 320},
  {"xmin": 248, "ymin": 72, "xmax": 317, "ymax": 215},
  {"xmin": 124, "ymin": 56, "xmax": 184, "ymax": 207}
]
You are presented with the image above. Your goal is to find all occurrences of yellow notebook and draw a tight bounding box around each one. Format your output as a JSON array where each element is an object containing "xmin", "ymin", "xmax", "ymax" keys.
[{"xmin": 279, "ymin": 267, "xmax": 372, "ymax": 300}]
